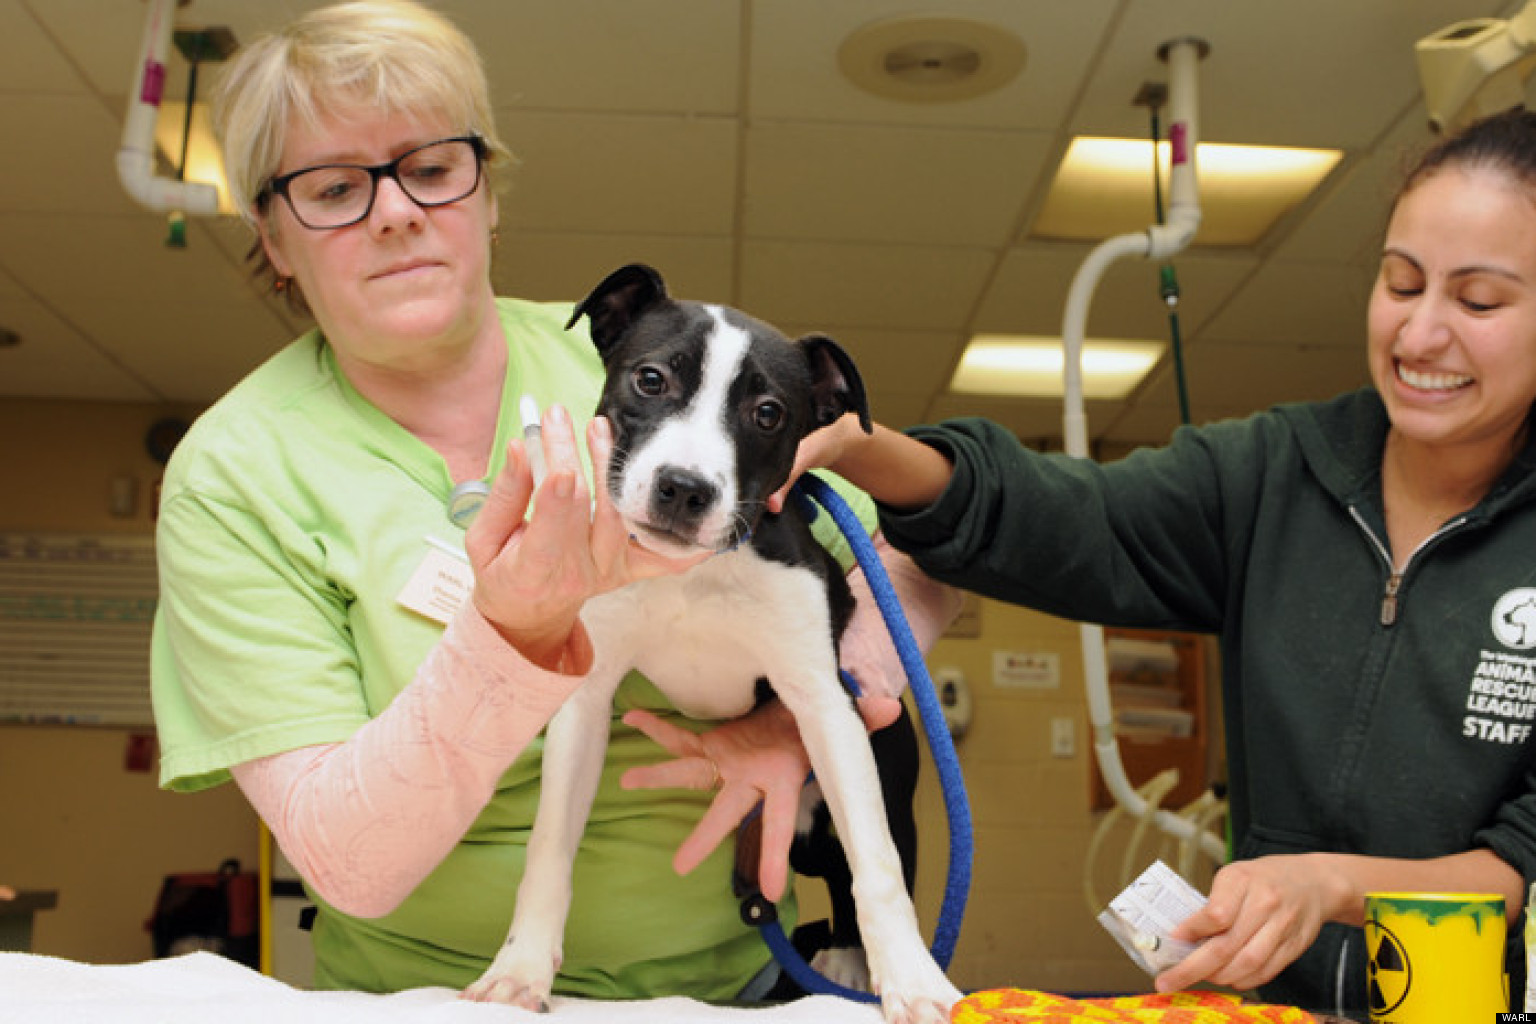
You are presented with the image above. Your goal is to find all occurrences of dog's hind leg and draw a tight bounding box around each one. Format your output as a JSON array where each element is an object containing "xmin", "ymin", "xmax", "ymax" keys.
[{"xmin": 462, "ymin": 674, "xmax": 620, "ymax": 1010}]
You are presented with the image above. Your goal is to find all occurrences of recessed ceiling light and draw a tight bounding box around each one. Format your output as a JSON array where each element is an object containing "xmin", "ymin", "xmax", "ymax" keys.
[
  {"xmin": 952, "ymin": 335, "xmax": 1165, "ymax": 399},
  {"xmin": 839, "ymin": 15, "xmax": 1025, "ymax": 103},
  {"xmin": 1033, "ymin": 137, "xmax": 1343, "ymax": 246}
]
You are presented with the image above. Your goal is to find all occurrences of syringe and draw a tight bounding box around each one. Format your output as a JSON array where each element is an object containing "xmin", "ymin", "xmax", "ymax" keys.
[
  {"xmin": 519, "ymin": 394, "xmax": 547, "ymax": 486},
  {"xmin": 445, "ymin": 395, "xmax": 547, "ymax": 528}
]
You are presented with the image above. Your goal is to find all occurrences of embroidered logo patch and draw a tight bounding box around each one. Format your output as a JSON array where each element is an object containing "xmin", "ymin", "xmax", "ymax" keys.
[{"xmin": 1492, "ymin": 588, "xmax": 1536, "ymax": 650}]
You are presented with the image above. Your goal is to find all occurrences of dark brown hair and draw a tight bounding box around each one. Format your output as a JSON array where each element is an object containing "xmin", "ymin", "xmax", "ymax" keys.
[{"xmin": 1395, "ymin": 107, "xmax": 1536, "ymax": 213}]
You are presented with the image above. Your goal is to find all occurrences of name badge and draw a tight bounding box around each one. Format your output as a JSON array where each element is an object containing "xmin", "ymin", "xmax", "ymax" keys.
[{"xmin": 396, "ymin": 537, "xmax": 473, "ymax": 626}]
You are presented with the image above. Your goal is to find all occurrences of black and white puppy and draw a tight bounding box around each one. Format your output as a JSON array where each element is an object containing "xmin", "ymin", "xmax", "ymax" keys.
[{"xmin": 463, "ymin": 264, "xmax": 960, "ymax": 1023}]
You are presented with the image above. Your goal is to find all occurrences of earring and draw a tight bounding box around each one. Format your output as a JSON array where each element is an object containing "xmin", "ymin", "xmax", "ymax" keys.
[{"xmin": 274, "ymin": 276, "xmax": 290, "ymax": 294}]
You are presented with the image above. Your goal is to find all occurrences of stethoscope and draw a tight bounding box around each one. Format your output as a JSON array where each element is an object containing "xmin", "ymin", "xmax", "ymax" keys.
[{"xmin": 446, "ymin": 480, "xmax": 490, "ymax": 529}]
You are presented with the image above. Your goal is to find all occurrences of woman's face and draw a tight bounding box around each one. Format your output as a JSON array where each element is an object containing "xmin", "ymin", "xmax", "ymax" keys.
[
  {"xmin": 1368, "ymin": 165, "xmax": 1536, "ymax": 458},
  {"xmin": 257, "ymin": 106, "xmax": 498, "ymax": 374}
]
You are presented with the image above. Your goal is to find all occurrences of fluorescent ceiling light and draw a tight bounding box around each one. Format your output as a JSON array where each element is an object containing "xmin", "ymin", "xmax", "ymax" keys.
[
  {"xmin": 952, "ymin": 335, "xmax": 1165, "ymax": 399},
  {"xmin": 1033, "ymin": 137, "xmax": 1343, "ymax": 246},
  {"xmin": 154, "ymin": 100, "xmax": 237, "ymax": 215}
]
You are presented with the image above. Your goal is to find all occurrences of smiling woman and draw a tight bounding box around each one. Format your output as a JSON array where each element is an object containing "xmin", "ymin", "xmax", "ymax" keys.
[
  {"xmin": 1369, "ymin": 161, "xmax": 1536, "ymax": 566},
  {"xmin": 773, "ymin": 105, "xmax": 1536, "ymax": 1020}
]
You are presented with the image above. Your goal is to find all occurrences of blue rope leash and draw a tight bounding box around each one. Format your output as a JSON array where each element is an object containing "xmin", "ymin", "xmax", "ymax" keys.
[{"xmin": 744, "ymin": 474, "xmax": 972, "ymax": 995}]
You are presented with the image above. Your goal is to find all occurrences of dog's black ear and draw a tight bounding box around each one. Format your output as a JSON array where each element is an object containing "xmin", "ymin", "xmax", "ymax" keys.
[
  {"xmin": 566, "ymin": 264, "xmax": 668, "ymax": 355},
  {"xmin": 800, "ymin": 334, "xmax": 872, "ymax": 434}
]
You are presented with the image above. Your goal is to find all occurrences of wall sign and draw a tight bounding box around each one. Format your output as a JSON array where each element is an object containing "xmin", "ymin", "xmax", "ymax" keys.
[
  {"xmin": 992, "ymin": 650, "xmax": 1061, "ymax": 689},
  {"xmin": 0, "ymin": 533, "xmax": 156, "ymax": 726}
]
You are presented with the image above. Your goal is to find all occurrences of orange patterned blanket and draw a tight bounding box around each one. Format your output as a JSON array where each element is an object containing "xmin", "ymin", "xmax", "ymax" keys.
[{"xmin": 951, "ymin": 989, "xmax": 1317, "ymax": 1023}]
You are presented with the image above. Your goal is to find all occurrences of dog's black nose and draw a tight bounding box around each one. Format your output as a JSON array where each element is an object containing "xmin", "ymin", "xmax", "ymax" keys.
[{"xmin": 651, "ymin": 467, "xmax": 718, "ymax": 530}]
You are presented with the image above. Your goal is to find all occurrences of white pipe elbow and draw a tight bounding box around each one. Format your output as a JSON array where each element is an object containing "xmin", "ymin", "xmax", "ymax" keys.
[
  {"xmin": 1147, "ymin": 204, "xmax": 1202, "ymax": 259},
  {"xmin": 116, "ymin": 147, "xmax": 220, "ymax": 216},
  {"xmin": 1093, "ymin": 734, "xmax": 1149, "ymax": 815},
  {"xmin": 117, "ymin": 0, "xmax": 221, "ymax": 217}
]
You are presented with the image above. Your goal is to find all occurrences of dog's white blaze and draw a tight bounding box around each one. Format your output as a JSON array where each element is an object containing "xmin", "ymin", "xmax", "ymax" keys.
[{"xmin": 617, "ymin": 307, "xmax": 749, "ymax": 551}]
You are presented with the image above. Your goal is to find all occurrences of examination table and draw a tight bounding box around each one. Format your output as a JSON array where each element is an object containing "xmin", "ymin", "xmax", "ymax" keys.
[{"xmin": 0, "ymin": 950, "xmax": 882, "ymax": 1023}]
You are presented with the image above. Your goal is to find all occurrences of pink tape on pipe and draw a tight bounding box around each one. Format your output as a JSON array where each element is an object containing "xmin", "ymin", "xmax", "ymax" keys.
[{"xmin": 140, "ymin": 60, "xmax": 165, "ymax": 105}]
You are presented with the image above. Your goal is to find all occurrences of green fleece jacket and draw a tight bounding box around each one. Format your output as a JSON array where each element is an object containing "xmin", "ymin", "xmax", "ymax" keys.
[{"xmin": 880, "ymin": 389, "xmax": 1536, "ymax": 1014}]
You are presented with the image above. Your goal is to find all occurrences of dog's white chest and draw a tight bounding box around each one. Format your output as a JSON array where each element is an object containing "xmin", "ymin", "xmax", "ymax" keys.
[{"xmin": 583, "ymin": 548, "xmax": 833, "ymax": 721}]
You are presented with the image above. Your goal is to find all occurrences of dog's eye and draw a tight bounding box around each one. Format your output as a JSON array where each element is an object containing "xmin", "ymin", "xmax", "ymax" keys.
[
  {"xmin": 633, "ymin": 366, "xmax": 667, "ymax": 397},
  {"xmin": 753, "ymin": 400, "xmax": 785, "ymax": 433}
]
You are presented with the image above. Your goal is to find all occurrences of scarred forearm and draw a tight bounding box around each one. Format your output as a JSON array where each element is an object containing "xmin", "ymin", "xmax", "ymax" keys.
[{"xmin": 231, "ymin": 603, "xmax": 585, "ymax": 918}]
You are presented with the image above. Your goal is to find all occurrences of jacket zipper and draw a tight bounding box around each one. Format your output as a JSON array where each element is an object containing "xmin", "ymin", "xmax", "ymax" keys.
[{"xmin": 1347, "ymin": 507, "xmax": 1469, "ymax": 626}]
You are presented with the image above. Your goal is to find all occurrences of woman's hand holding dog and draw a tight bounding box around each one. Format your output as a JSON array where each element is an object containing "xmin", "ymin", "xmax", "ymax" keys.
[
  {"xmin": 467, "ymin": 406, "xmax": 709, "ymax": 673},
  {"xmin": 619, "ymin": 703, "xmax": 812, "ymax": 903},
  {"xmin": 619, "ymin": 694, "xmax": 901, "ymax": 903}
]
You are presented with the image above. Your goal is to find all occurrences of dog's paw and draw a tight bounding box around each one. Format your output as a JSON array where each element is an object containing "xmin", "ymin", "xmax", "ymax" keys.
[
  {"xmin": 870, "ymin": 954, "xmax": 962, "ymax": 1024},
  {"xmin": 460, "ymin": 938, "xmax": 562, "ymax": 1012},
  {"xmin": 877, "ymin": 977, "xmax": 964, "ymax": 1024},
  {"xmin": 810, "ymin": 945, "xmax": 873, "ymax": 993}
]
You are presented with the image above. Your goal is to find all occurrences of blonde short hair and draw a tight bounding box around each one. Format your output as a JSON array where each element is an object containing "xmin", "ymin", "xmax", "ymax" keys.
[{"xmin": 213, "ymin": 0, "xmax": 513, "ymax": 224}]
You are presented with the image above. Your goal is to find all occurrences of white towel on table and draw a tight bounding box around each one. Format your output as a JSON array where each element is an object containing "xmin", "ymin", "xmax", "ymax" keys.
[{"xmin": 0, "ymin": 951, "xmax": 884, "ymax": 1024}]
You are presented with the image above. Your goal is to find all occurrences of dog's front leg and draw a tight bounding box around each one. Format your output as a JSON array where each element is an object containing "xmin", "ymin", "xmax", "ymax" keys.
[
  {"xmin": 462, "ymin": 674, "xmax": 620, "ymax": 1010},
  {"xmin": 772, "ymin": 665, "xmax": 962, "ymax": 1024}
]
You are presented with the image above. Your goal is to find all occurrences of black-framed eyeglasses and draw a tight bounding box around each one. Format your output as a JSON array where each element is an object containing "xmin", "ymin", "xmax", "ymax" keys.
[{"xmin": 260, "ymin": 135, "xmax": 489, "ymax": 230}]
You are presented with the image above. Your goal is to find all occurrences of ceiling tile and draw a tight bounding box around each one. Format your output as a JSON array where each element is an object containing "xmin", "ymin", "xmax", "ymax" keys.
[
  {"xmin": 494, "ymin": 232, "xmax": 735, "ymax": 307},
  {"xmin": 0, "ymin": 97, "xmax": 144, "ymax": 216},
  {"xmin": 750, "ymin": 0, "xmax": 1119, "ymax": 131},
  {"xmin": 460, "ymin": 0, "xmax": 741, "ymax": 114},
  {"xmin": 497, "ymin": 111, "xmax": 738, "ymax": 236},
  {"xmin": 864, "ymin": 393, "xmax": 933, "ymax": 431},
  {"xmin": 745, "ymin": 122, "xmax": 1051, "ymax": 247},
  {"xmin": 1201, "ymin": 259, "xmax": 1372, "ymax": 348},
  {"xmin": 1273, "ymin": 108, "xmax": 1433, "ymax": 266},
  {"xmin": 0, "ymin": 0, "xmax": 90, "ymax": 95},
  {"xmin": 66, "ymin": 298, "xmax": 293, "ymax": 404},
  {"xmin": 1115, "ymin": 340, "xmax": 1371, "ymax": 438},
  {"xmin": 741, "ymin": 240, "xmax": 994, "ymax": 332},
  {"xmin": 0, "ymin": 213, "xmax": 256, "ymax": 310},
  {"xmin": 0, "ymin": 292, "xmax": 157, "ymax": 401},
  {"xmin": 778, "ymin": 324, "xmax": 963, "ymax": 400}
]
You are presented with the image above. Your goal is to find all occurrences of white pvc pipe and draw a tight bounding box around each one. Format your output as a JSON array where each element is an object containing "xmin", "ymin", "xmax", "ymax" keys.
[
  {"xmin": 1062, "ymin": 38, "xmax": 1224, "ymax": 866},
  {"xmin": 1148, "ymin": 39, "xmax": 1203, "ymax": 259},
  {"xmin": 1061, "ymin": 232, "xmax": 1150, "ymax": 459},
  {"xmin": 117, "ymin": 0, "xmax": 220, "ymax": 215}
]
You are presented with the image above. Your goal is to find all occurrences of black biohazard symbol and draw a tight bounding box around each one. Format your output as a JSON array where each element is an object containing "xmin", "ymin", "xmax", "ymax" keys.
[{"xmin": 1366, "ymin": 920, "xmax": 1412, "ymax": 1015}]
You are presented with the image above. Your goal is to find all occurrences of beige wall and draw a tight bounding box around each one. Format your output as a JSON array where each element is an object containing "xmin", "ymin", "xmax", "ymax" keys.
[
  {"xmin": 0, "ymin": 724, "xmax": 260, "ymax": 963},
  {"xmin": 0, "ymin": 398, "xmax": 259, "ymax": 964},
  {"xmin": 2, "ymin": 397, "xmax": 1221, "ymax": 995},
  {"xmin": 904, "ymin": 602, "xmax": 1217, "ymax": 996}
]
